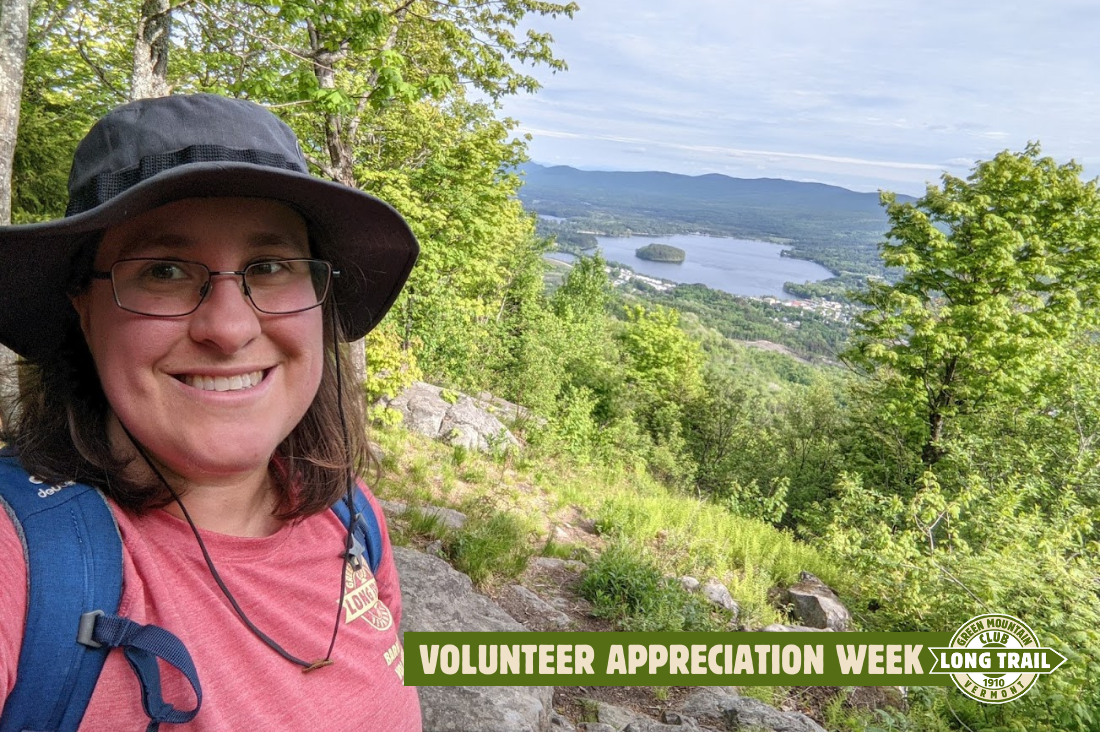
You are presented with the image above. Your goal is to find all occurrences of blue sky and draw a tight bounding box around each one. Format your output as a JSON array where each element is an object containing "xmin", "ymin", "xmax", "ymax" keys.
[{"xmin": 500, "ymin": 0, "xmax": 1100, "ymax": 195}]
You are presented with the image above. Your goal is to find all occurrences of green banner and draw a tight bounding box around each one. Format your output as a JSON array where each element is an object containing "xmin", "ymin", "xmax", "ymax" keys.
[{"xmin": 403, "ymin": 631, "xmax": 954, "ymax": 686}]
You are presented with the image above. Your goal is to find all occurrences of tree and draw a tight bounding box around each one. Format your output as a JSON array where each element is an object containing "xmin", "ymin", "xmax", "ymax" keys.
[
  {"xmin": 843, "ymin": 144, "xmax": 1100, "ymax": 467},
  {"xmin": 0, "ymin": 0, "xmax": 29, "ymax": 225},
  {"xmin": 131, "ymin": 0, "xmax": 171, "ymax": 99},
  {"xmin": 0, "ymin": 0, "xmax": 30, "ymax": 427}
]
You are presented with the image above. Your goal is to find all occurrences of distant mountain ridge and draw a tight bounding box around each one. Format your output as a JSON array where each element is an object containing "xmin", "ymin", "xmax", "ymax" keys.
[{"xmin": 518, "ymin": 162, "xmax": 900, "ymax": 214}]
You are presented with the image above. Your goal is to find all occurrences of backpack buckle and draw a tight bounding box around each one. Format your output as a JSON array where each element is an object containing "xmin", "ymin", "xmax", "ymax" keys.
[{"xmin": 77, "ymin": 610, "xmax": 105, "ymax": 648}]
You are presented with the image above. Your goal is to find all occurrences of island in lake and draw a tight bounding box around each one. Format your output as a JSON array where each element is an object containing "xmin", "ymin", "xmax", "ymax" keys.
[{"xmin": 635, "ymin": 243, "xmax": 686, "ymax": 263}]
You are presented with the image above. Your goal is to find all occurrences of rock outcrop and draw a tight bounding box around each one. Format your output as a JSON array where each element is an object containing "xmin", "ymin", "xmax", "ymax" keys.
[
  {"xmin": 395, "ymin": 547, "xmax": 554, "ymax": 732},
  {"xmin": 680, "ymin": 688, "xmax": 827, "ymax": 732},
  {"xmin": 780, "ymin": 571, "xmax": 852, "ymax": 631},
  {"xmin": 381, "ymin": 382, "xmax": 522, "ymax": 453}
]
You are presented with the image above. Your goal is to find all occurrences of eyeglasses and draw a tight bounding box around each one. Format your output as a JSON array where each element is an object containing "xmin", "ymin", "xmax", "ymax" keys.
[{"xmin": 90, "ymin": 258, "xmax": 339, "ymax": 317}]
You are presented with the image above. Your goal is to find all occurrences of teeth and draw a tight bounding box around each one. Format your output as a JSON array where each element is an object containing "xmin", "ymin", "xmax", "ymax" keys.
[{"xmin": 184, "ymin": 370, "xmax": 263, "ymax": 392}]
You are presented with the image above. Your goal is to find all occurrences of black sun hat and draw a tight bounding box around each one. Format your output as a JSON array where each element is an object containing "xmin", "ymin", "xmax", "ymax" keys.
[{"xmin": 0, "ymin": 93, "xmax": 419, "ymax": 361}]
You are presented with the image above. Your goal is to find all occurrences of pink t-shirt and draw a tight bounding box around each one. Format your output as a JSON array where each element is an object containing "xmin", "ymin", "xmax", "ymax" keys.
[{"xmin": 0, "ymin": 481, "xmax": 421, "ymax": 730}]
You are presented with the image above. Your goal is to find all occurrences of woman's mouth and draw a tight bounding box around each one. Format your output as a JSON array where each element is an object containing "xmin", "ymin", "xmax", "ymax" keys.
[{"xmin": 180, "ymin": 370, "xmax": 266, "ymax": 392}]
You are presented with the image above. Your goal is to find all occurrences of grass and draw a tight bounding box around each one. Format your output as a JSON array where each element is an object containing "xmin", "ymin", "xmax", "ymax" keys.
[
  {"xmin": 540, "ymin": 537, "xmax": 592, "ymax": 563},
  {"xmin": 445, "ymin": 506, "xmax": 535, "ymax": 587},
  {"xmin": 578, "ymin": 542, "xmax": 729, "ymax": 632},
  {"xmin": 368, "ymin": 421, "xmax": 849, "ymax": 625}
]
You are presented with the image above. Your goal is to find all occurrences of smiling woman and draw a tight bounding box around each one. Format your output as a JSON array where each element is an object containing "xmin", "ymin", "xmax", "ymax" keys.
[
  {"xmin": 0, "ymin": 95, "xmax": 422, "ymax": 731},
  {"xmin": 73, "ymin": 198, "xmax": 326, "ymax": 526}
]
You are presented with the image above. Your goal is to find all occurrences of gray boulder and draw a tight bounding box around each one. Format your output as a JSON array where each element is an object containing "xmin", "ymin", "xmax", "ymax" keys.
[
  {"xmin": 587, "ymin": 701, "xmax": 641, "ymax": 730},
  {"xmin": 508, "ymin": 584, "xmax": 573, "ymax": 629},
  {"xmin": 532, "ymin": 557, "xmax": 588, "ymax": 573},
  {"xmin": 680, "ymin": 688, "xmax": 826, "ymax": 732},
  {"xmin": 577, "ymin": 700, "xmax": 707, "ymax": 731},
  {"xmin": 781, "ymin": 572, "xmax": 851, "ymax": 631},
  {"xmin": 382, "ymin": 382, "xmax": 521, "ymax": 453},
  {"xmin": 381, "ymin": 499, "xmax": 468, "ymax": 532},
  {"xmin": 395, "ymin": 547, "xmax": 554, "ymax": 732},
  {"xmin": 701, "ymin": 580, "xmax": 740, "ymax": 622}
]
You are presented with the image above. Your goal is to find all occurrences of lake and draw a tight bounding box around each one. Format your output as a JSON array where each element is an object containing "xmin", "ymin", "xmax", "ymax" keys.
[{"xmin": 587, "ymin": 234, "xmax": 834, "ymax": 298}]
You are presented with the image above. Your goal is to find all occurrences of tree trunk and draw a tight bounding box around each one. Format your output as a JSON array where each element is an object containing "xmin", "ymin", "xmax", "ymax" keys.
[
  {"xmin": 130, "ymin": 0, "xmax": 171, "ymax": 100},
  {"xmin": 0, "ymin": 0, "xmax": 30, "ymax": 429},
  {"xmin": 0, "ymin": 0, "xmax": 29, "ymax": 224},
  {"xmin": 922, "ymin": 410, "xmax": 945, "ymax": 466},
  {"xmin": 307, "ymin": 23, "xmax": 364, "ymax": 382}
]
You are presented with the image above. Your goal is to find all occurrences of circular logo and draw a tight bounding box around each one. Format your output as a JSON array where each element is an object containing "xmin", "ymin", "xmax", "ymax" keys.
[{"xmin": 940, "ymin": 614, "xmax": 1044, "ymax": 704}]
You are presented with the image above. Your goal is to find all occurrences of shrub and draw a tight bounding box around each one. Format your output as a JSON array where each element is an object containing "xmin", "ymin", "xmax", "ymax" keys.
[
  {"xmin": 578, "ymin": 543, "xmax": 727, "ymax": 632},
  {"xmin": 446, "ymin": 509, "xmax": 535, "ymax": 587}
]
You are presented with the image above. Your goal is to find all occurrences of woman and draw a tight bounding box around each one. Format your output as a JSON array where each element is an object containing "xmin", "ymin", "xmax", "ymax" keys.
[{"xmin": 0, "ymin": 94, "xmax": 422, "ymax": 730}]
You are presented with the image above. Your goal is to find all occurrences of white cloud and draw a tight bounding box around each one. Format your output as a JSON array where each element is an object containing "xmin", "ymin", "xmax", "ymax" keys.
[{"xmin": 503, "ymin": 1, "xmax": 1100, "ymax": 193}]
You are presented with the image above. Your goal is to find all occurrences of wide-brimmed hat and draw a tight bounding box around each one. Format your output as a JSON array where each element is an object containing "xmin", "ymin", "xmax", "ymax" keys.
[{"xmin": 0, "ymin": 93, "xmax": 419, "ymax": 361}]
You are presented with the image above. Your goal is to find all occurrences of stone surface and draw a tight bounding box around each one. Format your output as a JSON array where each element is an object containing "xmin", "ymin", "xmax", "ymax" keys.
[
  {"xmin": 680, "ymin": 688, "xmax": 827, "ymax": 732},
  {"xmin": 590, "ymin": 701, "xmax": 640, "ymax": 730},
  {"xmin": 549, "ymin": 713, "xmax": 578, "ymax": 730},
  {"xmin": 623, "ymin": 720, "xmax": 702, "ymax": 731},
  {"xmin": 377, "ymin": 498, "xmax": 407, "ymax": 517},
  {"xmin": 378, "ymin": 499, "xmax": 467, "ymax": 531},
  {"xmin": 761, "ymin": 624, "xmax": 833, "ymax": 632},
  {"xmin": 680, "ymin": 575, "xmax": 701, "ymax": 592},
  {"xmin": 701, "ymin": 580, "xmax": 740, "ymax": 619},
  {"xmin": 383, "ymin": 382, "xmax": 521, "ymax": 453},
  {"xmin": 782, "ymin": 573, "xmax": 852, "ymax": 631},
  {"xmin": 508, "ymin": 584, "xmax": 573, "ymax": 629},
  {"xmin": 421, "ymin": 505, "xmax": 467, "ymax": 531},
  {"xmin": 532, "ymin": 557, "xmax": 588, "ymax": 573},
  {"xmin": 395, "ymin": 547, "xmax": 554, "ymax": 732}
]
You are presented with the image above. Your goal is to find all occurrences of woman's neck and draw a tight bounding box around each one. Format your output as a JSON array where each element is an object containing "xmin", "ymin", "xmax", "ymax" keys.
[
  {"xmin": 159, "ymin": 472, "xmax": 282, "ymax": 537},
  {"xmin": 107, "ymin": 415, "xmax": 282, "ymax": 537}
]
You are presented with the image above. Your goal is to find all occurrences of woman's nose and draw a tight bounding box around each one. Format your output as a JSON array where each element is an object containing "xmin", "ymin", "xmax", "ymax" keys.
[{"xmin": 186, "ymin": 275, "xmax": 262, "ymax": 353}]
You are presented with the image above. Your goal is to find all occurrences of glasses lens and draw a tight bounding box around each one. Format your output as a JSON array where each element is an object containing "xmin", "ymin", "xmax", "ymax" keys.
[
  {"xmin": 244, "ymin": 259, "xmax": 332, "ymax": 314},
  {"xmin": 111, "ymin": 259, "xmax": 209, "ymax": 316}
]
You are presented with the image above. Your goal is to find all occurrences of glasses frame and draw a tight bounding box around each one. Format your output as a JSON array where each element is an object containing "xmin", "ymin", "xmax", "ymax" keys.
[{"xmin": 89, "ymin": 257, "xmax": 341, "ymax": 317}]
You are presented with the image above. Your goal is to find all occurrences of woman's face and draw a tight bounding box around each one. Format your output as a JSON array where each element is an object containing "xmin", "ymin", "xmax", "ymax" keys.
[{"xmin": 72, "ymin": 197, "xmax": 325, "ymax": 484}]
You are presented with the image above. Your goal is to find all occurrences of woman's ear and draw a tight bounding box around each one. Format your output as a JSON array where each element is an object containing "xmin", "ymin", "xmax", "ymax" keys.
[{"xmin": 70, "ymin": 292, "xmax": 92, "ymax": 341}]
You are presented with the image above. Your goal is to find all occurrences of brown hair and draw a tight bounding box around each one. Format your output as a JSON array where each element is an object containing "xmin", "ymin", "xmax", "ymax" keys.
[{"xmin": 2, "ymin": 265, "xmax": 369, "ymax": 519}]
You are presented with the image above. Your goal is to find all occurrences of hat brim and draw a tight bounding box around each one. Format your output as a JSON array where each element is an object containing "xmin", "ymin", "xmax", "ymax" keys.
[{"xmin": 0, "ymin": 163, "xmax": 418, "ymax": 360}]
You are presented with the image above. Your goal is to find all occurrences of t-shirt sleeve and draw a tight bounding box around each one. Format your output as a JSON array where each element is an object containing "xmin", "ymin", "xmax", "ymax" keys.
[
  {"xmin": 0, "ymin": 507, "xmax": 27, "ymax": 702},
  {"xmin": 357, "ymin": 480, "xmax": 404, "ymax": 631}
]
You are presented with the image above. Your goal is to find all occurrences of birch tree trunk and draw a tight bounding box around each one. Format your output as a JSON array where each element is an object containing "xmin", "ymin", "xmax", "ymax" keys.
[
  {"xmin": 0, "ymin": 0, "xmax": 28, "ymax": 225},
  {"xmin": 0, "ymin": 0, "xmax": 30, "ymax": 429},
  {"xmin": 130, "ymin": 0, "xmax": 171, "ymax": 100},
  {"xmin": 307, "ymin": 21, "xmax": 364, "ymax": 382}
]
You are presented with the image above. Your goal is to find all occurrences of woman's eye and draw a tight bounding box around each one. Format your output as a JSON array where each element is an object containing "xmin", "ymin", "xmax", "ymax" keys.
[
  {"xmin": 145, "ymin": 262, "xmax": 189, "ymax": 280},
  {"xmin": 249, "ymin": 261, "xmax": 287, "ymax": 277}
]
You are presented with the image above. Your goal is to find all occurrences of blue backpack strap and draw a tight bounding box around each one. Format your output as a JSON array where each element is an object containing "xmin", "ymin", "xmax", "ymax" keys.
[
  {"xmin": 330, "ymin": 482, "xmax": 383, "ymax": 575},
  {"xmin": 0, "ymin": 453, "xmax": 201, "ymax": 732},
  {"xmin": 0, "ymin": 454, "xmax": 122, "ymax": 732}
]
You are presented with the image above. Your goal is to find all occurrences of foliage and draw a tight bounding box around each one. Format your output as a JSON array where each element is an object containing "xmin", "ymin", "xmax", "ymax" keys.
[
  {"xmin": 635, "ymin": 242, "xmax": 685, "ymax": 262},
  {"xmin": 844, "ymin": 144, "xmax": 1100, "ymax": 467},
  {"xmin": 823, "ymin": 468, "xmax": 1100, "ymax": 731},
  {"xmin": 445, "ymin": 506, "xmax": 535, "ymax": 588},
  {"xmin": 363, "ymin": 322, "xmax": 421, "ymax": 424},
  {"xmin": 618, "ymin": 303, "xmax": 704, "ymax": 400},
  {"xmin": 578, "ymin": 543, "xmax": 727, "ymax": 632},
  {"xmin": 655, "ymin": 283, "xmax": 851, "ymax": 361}
]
